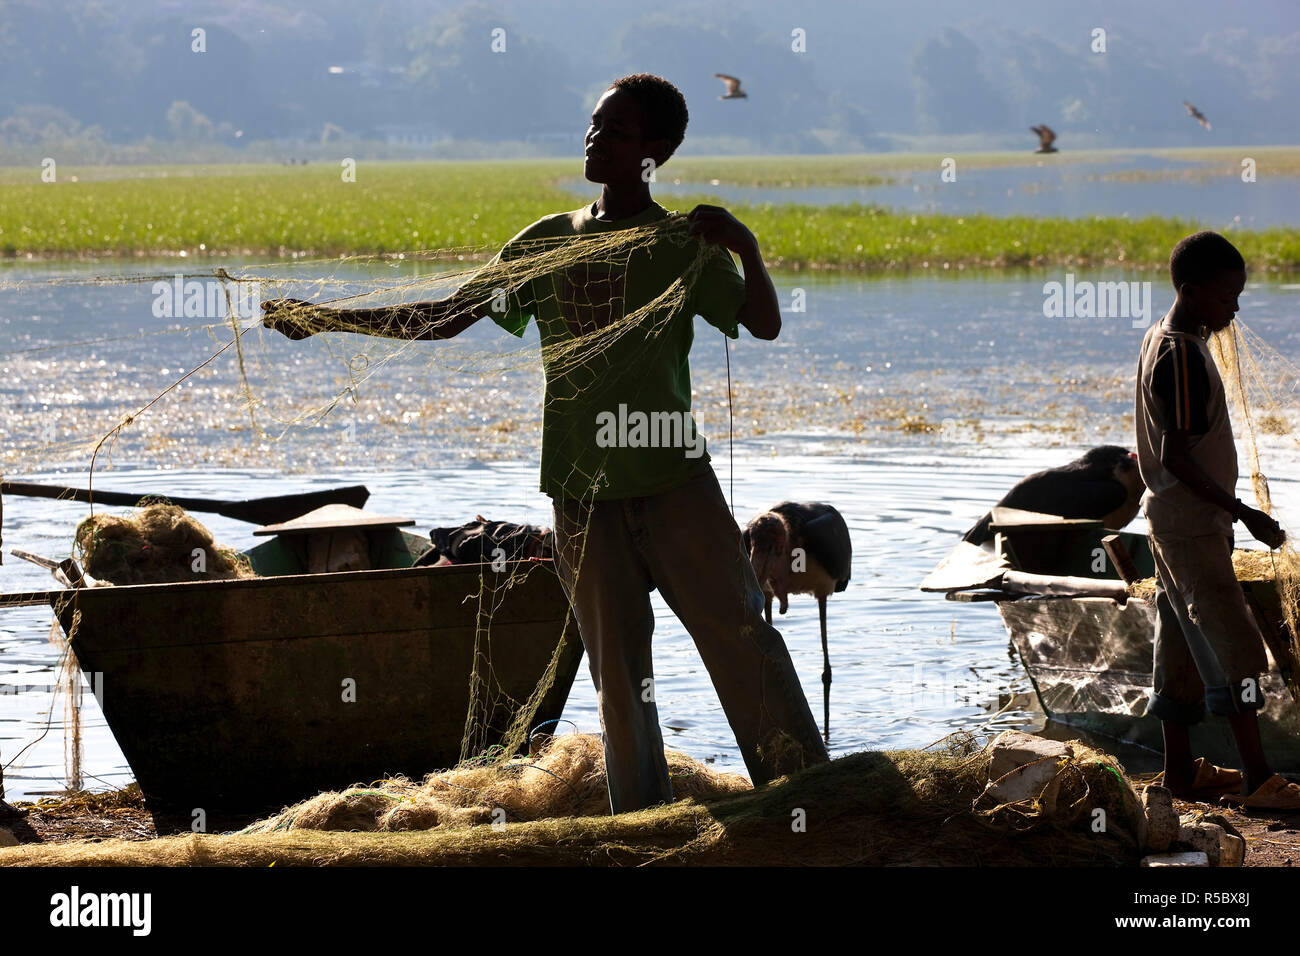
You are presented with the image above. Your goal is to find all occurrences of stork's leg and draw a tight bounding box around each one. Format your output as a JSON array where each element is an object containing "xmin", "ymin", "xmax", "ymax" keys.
[{"xmin": 819, "ymin": 595, "xmax": 831, "ymax": 742}]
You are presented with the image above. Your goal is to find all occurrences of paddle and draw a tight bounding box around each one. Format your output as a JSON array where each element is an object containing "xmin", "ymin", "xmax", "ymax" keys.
[{"xmin": 0, "ymin": 481, "xmax": 370, "ymax": 526}]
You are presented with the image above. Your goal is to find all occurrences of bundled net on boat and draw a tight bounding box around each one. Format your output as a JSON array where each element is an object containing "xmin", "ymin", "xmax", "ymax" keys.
[{"xmin": 74, "ymin": 502, "xmax": 255, "ymax": 584}]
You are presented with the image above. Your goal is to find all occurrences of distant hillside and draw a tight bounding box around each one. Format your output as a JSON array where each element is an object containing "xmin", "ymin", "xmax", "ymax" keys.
[{"xmin": 1, "ymin": 0, "xmax": 1295, "ymax": 159}]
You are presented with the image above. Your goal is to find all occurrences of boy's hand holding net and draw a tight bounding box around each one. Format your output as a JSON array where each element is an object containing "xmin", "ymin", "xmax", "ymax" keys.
[{"xmin": 262, "ymin": 297, "xmax": 329, "ymax": 339}]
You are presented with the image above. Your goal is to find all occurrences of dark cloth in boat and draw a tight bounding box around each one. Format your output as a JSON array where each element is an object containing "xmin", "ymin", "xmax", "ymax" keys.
[
  {"xmin": 550, "ymin": 464, "xmax": 827, "ymax": 813},
  {"xmin": 1147, "ymin": 532, "xmax": 1267, "ymax": 723},
  {"xmin": 424, "ymin": 518, "xmax": 553, "ymax": 565},
  {"xmin": 1135, "ymin": 320, "xmax": 1236, "ymax": 538}
]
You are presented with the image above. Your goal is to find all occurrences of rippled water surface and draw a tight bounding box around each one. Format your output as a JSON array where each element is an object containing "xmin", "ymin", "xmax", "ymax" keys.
[
  {"xmin": 563, "ymin": 153, "xmax": 1300, "ymax": 228},
  {"xmin": 2, "ymin": 258, "xmax": 1298, "ymax": 800}
]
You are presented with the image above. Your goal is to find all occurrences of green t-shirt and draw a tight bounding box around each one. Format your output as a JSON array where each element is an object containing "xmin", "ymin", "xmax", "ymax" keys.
[{"xmin": 485, "ymin": 201, "xmax": 747, "ymax": 500}]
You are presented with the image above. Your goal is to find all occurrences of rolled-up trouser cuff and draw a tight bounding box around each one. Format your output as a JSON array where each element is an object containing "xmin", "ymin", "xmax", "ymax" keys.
[
  {"xmin": 1206, "ymin": 676, "xmax": 1264, "ymax": 716},
  {"xmin": 1147, "ymin": 690, "xmax": 1205, "ymax": 725}
]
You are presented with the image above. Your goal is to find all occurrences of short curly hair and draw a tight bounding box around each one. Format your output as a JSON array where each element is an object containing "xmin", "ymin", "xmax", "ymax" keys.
[
  {"xmin": 609, "ymin": 73, "xmax": 689, "ymax": 160},
  {"xmin": 1169, "ymin": 231, "xmax": 1245, "ymax": 291}
]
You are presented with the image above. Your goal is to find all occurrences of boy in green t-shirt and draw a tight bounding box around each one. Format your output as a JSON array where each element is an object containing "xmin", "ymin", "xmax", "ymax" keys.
[{"xmin": 264, "ymin": 73, "xmax": 828, "ymax": 812}]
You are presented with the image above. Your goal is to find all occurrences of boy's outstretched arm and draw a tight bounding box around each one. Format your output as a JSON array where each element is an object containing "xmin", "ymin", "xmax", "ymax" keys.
[
  {"xmin": 688, "ymin": 204, "xmax": 781, "ymax": 340},
  {"xmin": 1161, "ymin": 429, "xmax": 1285, "ymax": 547},
  {"xmin": 262, "ymin": 289, "xmax": 492, "ymax": 341}
]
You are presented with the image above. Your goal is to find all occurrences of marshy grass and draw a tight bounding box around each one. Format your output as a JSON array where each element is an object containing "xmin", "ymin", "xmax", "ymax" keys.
[
  {"xmin": 0, "ymin": 161, "xmax": 577, "ymax": 258},
  {"xmin": 3, "ymin": 154, "xmax": 1298, "ymax": 269}
]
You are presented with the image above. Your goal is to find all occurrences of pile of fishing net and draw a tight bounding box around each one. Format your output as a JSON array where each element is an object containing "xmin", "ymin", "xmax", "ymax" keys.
[
  {"xmin": 5, "ymin": 734, "xmax": 1147, "ymax": 866},
  {"xmin": 242, "ymin": 733, "xmax": 751, "ymax": 833},
  {"xmin": 74, "ymin": 502, "xmax": 254, "ymax": 585}
]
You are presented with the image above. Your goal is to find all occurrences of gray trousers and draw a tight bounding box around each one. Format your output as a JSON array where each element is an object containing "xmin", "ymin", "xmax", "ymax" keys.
[
  {"xmin": 552, "ymin": 465, "xmax": 829, "ymax": 813},
  {"xmin": 1148, "ymin": 531, "xmax": 1268, "ymax": 723}
]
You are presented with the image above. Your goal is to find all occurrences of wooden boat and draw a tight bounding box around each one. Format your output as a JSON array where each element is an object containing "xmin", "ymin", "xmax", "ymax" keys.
[
  {"xmin": 923, "ymin": 508, "xmax": 1300, "ymax": 771},
  {"xmin": 41, "ymin": 513, "xmax": 582, "ymax": 810}
]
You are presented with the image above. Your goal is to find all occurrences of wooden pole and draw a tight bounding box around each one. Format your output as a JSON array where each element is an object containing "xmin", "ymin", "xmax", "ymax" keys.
[
  {"xmin": 1102, "ymin": 534, "xmax": 1141, "ymax": 585},
  {"xmin": 0, "ymin": 590, "xmax": 72, "ymax": 609}
]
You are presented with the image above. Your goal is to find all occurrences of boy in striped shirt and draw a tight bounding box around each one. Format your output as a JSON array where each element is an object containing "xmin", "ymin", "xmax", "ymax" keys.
[{"xmin": 1135, "ymin": 230, "xmax": 1300, "ymax": 809}]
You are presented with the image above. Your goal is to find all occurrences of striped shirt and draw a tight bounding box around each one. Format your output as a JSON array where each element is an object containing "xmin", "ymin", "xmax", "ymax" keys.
[{"xmin": 1135, "ymin": 318, "xmax": 1237, "ymax": 536}]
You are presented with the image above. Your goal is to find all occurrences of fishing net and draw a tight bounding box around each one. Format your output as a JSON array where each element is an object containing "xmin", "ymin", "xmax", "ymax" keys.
[
  {"xmin": 2, "ymin": 736, "xmax": 1142, "ymax": 866},
  {"xmin": 240, "ymin": 733, "xmax": 751, "ymax": 833},
  {"xmin": 74, "ymin": 502, "xmax": 255, "ymax": 584},
  {"xmin": 1122, "ymin": 321, "xmax": 1300, "ymax": 703},
  {"xmin": 3, "ymin": 212, "xmax": 744, "ymax": 791},
  {"xmin": 1209, "ymin": 321, "xmax": 1300, "ymax": 689},
  {"xmin": 239, "ymin": 732, "xmax": 1142, "ymax": 865}
]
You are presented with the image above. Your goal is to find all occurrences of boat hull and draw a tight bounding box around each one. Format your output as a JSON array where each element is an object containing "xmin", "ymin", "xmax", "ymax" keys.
[
  {"xmin": 1000, "ymin": 595, "xmax": 1300, "ymax": 771},
  {"xmin": 56, "ymin": 561, "xmax": 582, "ymax": 809}
]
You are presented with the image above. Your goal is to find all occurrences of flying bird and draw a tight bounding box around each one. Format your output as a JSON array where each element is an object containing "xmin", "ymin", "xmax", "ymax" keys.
[
  {"xmin": 714, "ymin": 74, "xmax": 747, "ymax": 99},
  {"xmin": 1183, "ymin": 100, "xmax": 1211, "ymax": 130},
  {"xmin": 962, "ymin": 445, "xmax": 1145, "ymax": 546},
  {"xmin": 1030, "ymin": 124, "xmax": 1058, "ymax": 153},
  {"xmin": 743, "ymin": 502, "xmax": 851, "ymax": 741}
]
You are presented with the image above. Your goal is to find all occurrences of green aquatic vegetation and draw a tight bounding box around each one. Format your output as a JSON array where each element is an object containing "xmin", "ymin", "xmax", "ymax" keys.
[{"xmin": 2, "ymin": 158, "xmax": 1297, "ymax": 270}]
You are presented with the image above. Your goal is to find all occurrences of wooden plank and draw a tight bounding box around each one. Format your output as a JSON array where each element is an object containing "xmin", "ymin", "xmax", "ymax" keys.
[
  {"xmin": 989, "ymin": 506, "xmax": 1105, "ymax": 530},
  {"xmin": 0, "ymin": 589, "xmax": 74, "ymax": 609},
  {"xmin": 61, "ymin": 562, "xmax": 563, "ymax": 649},
  {"xmin": 253, "ymin": 504, "xmax": 414, "ymax": 536},
  {"xmin": 0, "ymin": 479, "xmax": 370, "ymax": 525},
  {"xmin": 9, "ymin": 549, "xmax": 59, "ymax": 570},
  {"xmin": 1001, "ymin": 570, "xmax": 1128, "ymax": 600},
  {"xmin": 919, "ymin": 540, "xmax": 1009, "ymax": 592},
  {"xmin": 1102, "ymin": 534, "xmax": 1141, "ymax": 584},
  {"xmin": 943, "ymin": 590, "xmax": 1009, "ymax": 603}
]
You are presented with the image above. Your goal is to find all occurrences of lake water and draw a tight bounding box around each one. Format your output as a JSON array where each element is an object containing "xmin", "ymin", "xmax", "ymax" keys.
[
  {"xmin": 562, "ymin": 153, "xmax": 1300, "ymax": 228},
  {"xmin": 1, "ymin": 254, "xmax": 1299, "ymax": 803}
]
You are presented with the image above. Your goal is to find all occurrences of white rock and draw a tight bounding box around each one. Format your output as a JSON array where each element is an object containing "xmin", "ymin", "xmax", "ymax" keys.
[
  {"xmin": 987, "ymin": 756, "xmax": 1062, "ymax": 806},
  {"xmin": 988, "ymin": 730, "xmax": 1072, "ymax": 780},
  {"xmin": 1179, "ymin": 812, "xmax": 1247, "ymax": 867},
  {"xmin": 1116, "ymin": 779, "xmax": 1148, "ymax": 850},
  {"xmin": 1143, "ymin": 786, "xmax": 1179, "ymax": 852},
  {"xmin": 1178, "ymin": 822, "xmax": 1224, "ymax": 865},
  {"xmin": 1220, "ymin": 833, "xmax": 1246, "ymax": 868},
  {"xmin": 1141, "ymin": 851, "xmax": 1210, "ymax": 867}
]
